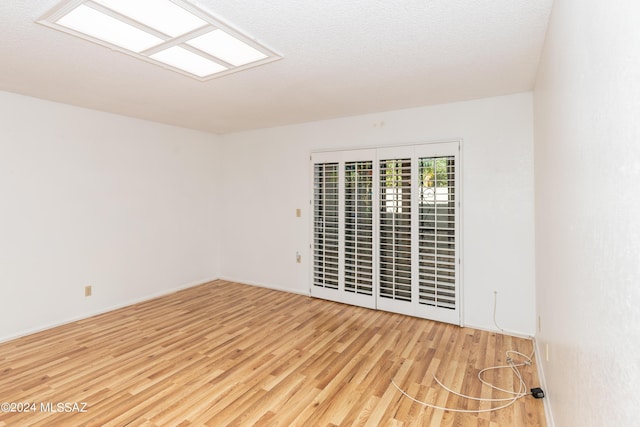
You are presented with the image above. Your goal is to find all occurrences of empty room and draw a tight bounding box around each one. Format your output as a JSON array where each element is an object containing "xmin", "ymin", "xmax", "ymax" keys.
[{"xmin": 1, "ymin": 0, "xmax": 638, "ymax": 426}]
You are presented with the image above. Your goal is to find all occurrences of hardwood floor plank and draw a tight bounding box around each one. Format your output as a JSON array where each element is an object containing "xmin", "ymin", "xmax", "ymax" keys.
[{"xmin": 0, "ymin": 280, "xmax": 546, "ymax": 426}]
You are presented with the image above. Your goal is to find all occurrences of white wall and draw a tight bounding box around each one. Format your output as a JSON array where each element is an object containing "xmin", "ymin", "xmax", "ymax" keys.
[
  {"xmin": 220, "ymin": 93, "xmax": 536, "ymax": 335},
  {"xmin": 534, "ymin": 0, "xmax": 640, "ymax": 425},
  {"xmin": 0, "ymin": 91, "xmax": 221, "ymax": 342}
]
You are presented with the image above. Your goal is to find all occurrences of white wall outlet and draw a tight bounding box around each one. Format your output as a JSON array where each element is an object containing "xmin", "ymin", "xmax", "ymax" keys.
[
  {"xmin": 545, "ymin": 343, "xmax": 549, "ymax": 362},
  {"xmin": 85, "ymin": 285, "xmax": 92, "ymax": 297},
  {"xmin": 538, "ymin": 315, "xmax": 542, "ymax": 333},
  {"xmin": 296, "ymin": 252, "xmax": 301, "ymax": 263},
  {"xmin": 296, "ymin": 208, "xmax": 301, "ymax": 217}
]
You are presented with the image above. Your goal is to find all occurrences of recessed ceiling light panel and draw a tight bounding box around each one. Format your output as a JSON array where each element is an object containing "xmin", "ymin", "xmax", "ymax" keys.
[
  {"xmin": 92, "ymin": 0, "xmax": 207, "ymax": 37},
  {"xmin": 37, "ymin": 0, "xmax": 282, "ymax": 81},
  {"xmin": 187, "ymin": 29, "xmax": 268, "ymax": 67},
  {"xmin": 56, "ymin": 4, "xmax": 163, "ymax": 52},
  {"xmin": 151, "ymin": 46, "xmax": 227, "ymax": 77}
]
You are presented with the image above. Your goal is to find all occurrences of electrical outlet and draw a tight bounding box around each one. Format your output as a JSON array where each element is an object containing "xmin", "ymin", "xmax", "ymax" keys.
[
  {"xmin": 84, "ymin": 285, "xmax": 92, "ymax": 297},
  {"xmin": 296, "ymin": 252, "xmax": 301, "ymax": 263},
  {"xmin": 538, "ymin": 315, "xmax": 542, "ymax": 333},
  {"xmin": 296, "ymin": 208, "xmax": 301, "ymax": 217},
  {"xmin": 545, "ymin": 343, "xmax": 549, "ymax": 362}
]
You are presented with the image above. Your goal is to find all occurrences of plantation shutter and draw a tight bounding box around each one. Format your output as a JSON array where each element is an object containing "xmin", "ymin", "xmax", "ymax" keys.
[
  {"xmin": 310, "ymin": 141, "xmax": 460, "ymax": 325},
  {"xmin": 379, "ymin": 158, "xmax": 413, "ymax": 302},
  {"xmin": 344, "ymin": 161, "xmax": 374, "ymax": 296},
  {"xmin": 313, "ymin": 162, "xmax": 339, "ymax": 290},
  {"xmin": 418, "ymin": 156, "xmax": 457, "ymax": 310}
]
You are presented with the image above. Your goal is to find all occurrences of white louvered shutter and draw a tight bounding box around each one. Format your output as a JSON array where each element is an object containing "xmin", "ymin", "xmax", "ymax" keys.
[
  {"xmin": 344, "ymin": 161, "xmax": 374, "ymax": 296},
  {"xmin": 313, "ymin": 162, "xmax": 339, "ymax": 289},
  {"xmin": 311, "ymin": 142, "xmax": 460, "ymax": 325},
  {"xmin": 379, "ymin": 158, "xmax": 413, "ymax": 302},
  {"xmin": 418, "ymin": 157, "xmax": 457, "ymax": 310}
]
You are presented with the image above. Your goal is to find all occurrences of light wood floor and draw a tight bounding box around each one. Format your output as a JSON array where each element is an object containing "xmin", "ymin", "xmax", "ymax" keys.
[{"xmin": 0, "ymin": 280, "xmax": 546, "ymax": 426}]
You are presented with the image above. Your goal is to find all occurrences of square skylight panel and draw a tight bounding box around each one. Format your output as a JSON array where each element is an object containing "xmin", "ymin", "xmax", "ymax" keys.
[{"xmin": 37, "ymin": 0, "xmax": 282, "ymax": 81}]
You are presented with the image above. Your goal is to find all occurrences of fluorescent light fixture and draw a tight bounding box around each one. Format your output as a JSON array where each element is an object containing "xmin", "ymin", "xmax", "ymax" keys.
[
  {"xmin": 187, "ymin": 29, "xmax": 268, "ymax": 66},
  {"xmin": 151, "ymin": 46, "xmax": 227, "ymax": 77},
  {"xmin": 37, "ymin": 0, "xmax": 282, "ymax": 81},
  {"xmin": 56, "ymin": 4, "xmax": 163, "ymax": 52},
  {"xmin": 92, "ymin": 0, "xmax": 207, "ymax": 37}
]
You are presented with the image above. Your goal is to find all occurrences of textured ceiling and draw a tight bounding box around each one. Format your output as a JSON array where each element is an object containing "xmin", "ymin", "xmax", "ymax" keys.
[{"xmin": 0, "ymin": 0, "xmax": 553, "ymax": 134}]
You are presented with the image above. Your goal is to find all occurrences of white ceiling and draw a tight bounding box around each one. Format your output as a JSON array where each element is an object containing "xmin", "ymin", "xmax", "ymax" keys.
[{"xmin": 0, "ymin": 0, "xmax": 553, "ymax": 134}]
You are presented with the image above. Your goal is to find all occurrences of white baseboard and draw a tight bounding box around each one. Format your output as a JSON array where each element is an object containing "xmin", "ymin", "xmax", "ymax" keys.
[
  {"xmin": 0, "ymin": 276, "xmax": 219, "ymax": 344},
  {"xmin": 534, "ymin": 338, "xmax": 555, "ymax": 427},
  {"xmin": 462, "ymin": 322, "xmax": 535, "ymax": 340},
  {"xmin": 218, "ymin": 276, "xmax": 310, "ymax": 297}
]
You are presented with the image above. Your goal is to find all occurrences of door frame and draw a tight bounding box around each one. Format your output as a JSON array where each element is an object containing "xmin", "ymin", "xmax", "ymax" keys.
[{"xmin": 309, "ymin": 140, "xmax": 463, "ymax": 326}]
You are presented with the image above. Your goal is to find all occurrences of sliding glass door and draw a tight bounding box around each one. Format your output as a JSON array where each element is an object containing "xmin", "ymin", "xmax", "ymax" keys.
[
  {"xmin": 311, "ymin": 142, "xmax": 460, "ymax": 324},
  {"xmin": 312, "ymin": 149, "xmax": 376, "ymax": 308}
]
